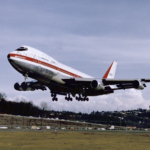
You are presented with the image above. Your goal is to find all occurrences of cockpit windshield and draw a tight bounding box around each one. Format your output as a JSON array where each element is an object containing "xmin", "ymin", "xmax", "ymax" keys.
[{"xmin": 15, "ymin": 47, "xmax": 28, "ymax": 51}]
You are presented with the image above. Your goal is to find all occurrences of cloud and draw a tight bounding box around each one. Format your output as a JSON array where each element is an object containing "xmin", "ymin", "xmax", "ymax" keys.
[
  {"xmin": 1, "ymin": 1, "xmax": 150, "ymax": 113},
  {"xmin": 6, "ymin": 95, "xmax": 30, "ymax": 103},
  {"xmin": 6, "ymin": 89, "xmax": 150, "ymax": 113}
]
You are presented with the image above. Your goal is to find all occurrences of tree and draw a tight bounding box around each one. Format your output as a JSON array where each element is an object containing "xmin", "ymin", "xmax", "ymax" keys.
[
  {"xmin": 0, "ymin": 92, "xmax": 6, "ymax": 100},
  {"xmin": 40, "ymin": 101, "xmax": 48, "ymax": 111}
]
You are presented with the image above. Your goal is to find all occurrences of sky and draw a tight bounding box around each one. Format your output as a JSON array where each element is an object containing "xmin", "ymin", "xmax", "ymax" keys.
[{"xmin": 1, "ymin": 0, "xmax": 150, "ymax": 113}]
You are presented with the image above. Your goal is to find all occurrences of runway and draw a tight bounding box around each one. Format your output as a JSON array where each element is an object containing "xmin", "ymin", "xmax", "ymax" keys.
[{"xmin": 0, "ymin": 129, "xmax": 150, "ymax": 134}]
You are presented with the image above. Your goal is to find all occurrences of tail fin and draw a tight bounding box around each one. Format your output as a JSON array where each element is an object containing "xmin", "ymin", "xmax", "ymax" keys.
[{"xmin": 103, "ymin": 61, "xmax": 117, "ymax": 79}]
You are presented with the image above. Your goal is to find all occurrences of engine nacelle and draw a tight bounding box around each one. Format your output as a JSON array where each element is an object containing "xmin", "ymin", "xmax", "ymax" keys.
[
  {"xmin": 21, "ymin": 82, "xmax": 28, "ymax": 91},
  {"xmin": 91, "ymin": 80, "xmax": 105, "ymax": 90},
  {"xmin": 21, "ymin": 82, "xmax": 35, "ymax": 91},
  {"xmin": 133, "ymin": 80, "xmax": 144, "ymax": 90},
  {"xmin": 14, "ymin": 82, "xmax": 35, "ymax": 91},
  {"xmin": 14, "ymin": 82, "xmax": 24, "ymax": 91},
  {"xmin": 14, "ymin": 81, "xmax": 47, "ymax": 91}
]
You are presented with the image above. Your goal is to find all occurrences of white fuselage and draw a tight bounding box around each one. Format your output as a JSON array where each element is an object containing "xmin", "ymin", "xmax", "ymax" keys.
[
  {"xmin": 8, "ymin": 46, "xmax": 148, "ymax": 101},
  {"xmin": 8, "ymin": 46, "xmax": 92, "ymax": 84}
]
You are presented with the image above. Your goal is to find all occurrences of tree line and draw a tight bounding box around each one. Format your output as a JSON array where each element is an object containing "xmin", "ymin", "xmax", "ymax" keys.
[
  {"xmin": 1, "ymin": 92, "xmax": 150, "ymax": 127},
  {"xmin": 0, "ymin": 92, "xmax": 125, "ymax": 126},
  {"xmin": 0, "ymin": 93, "xmax": 43, "ymax": 116}
]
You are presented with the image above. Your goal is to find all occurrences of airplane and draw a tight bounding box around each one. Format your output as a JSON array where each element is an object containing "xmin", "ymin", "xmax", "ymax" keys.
[{"xmin": 7, "ymin": 46, "xmax": 150, "ymax": 102}]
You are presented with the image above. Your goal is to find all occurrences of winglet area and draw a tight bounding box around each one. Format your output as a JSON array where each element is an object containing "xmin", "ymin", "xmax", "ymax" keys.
[{"xmin": 103, "ymin": 61, "xmax": 117, "ymax": 79}]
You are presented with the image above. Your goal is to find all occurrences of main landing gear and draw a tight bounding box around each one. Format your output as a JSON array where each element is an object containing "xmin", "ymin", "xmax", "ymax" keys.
[
  {"xmin": 51, "ymin": 93, "xmax": 89, "ymax": 102},
  {"xmin": 75, "ymin": 95, "xmax": 89, "ymax": 101},
  {"xmin": 51, "ymin": 93, "xmax": 58, "ymax": 101},
  {"xmin": 65, "ymin": 94, "xmax": 72, "ymax": 101}
]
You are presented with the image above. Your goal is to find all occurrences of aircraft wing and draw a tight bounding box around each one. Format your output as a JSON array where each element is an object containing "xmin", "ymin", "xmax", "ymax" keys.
[
  {"xmin": 62, "ymin": 60, "xmax": 150, "ymax": 91},
  {"xmin": 102, "ymin": 78, "xmax": 149, "ymax": 90},
  {"xmin": 62, "ymin": 77, "xmax": 150, "ymax": 91}
]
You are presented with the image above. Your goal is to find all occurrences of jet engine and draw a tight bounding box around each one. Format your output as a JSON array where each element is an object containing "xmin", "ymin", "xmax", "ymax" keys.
[
  {"xmin": 14, "ymin": 81, "xmax": 47, "ymax": 91},
  {"xmin": 91, "ymin": 80, "xmax": 105, "ymax": 90},
  {"xmin": 133, "ymin": 80, "xmax": 145, "ymax": 90},
  {"xmin": 14, "ymin": 82, "xmax": 24, "ymax": 91}
]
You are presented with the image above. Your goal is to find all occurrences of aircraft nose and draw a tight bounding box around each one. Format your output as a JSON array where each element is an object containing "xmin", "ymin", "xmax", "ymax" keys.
[{"xmin": 7, "ymin": 54, "xmax": 10, "ymax": 59}]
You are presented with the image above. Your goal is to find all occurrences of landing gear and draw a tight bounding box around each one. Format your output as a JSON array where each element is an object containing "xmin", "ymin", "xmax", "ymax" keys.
[
  {"xmin": 52, "ymin": 97, "xmax": 58, "ymax": 101},
  {"xmin": 21, "ymin": 74, "xmax": 28, "ymax": 91},
  {"xmin": 24, "ymin": 74, "xmax": 28, "ymax": 83},
  {"xmin": 65, "ymin": 93, "xmax": 73, "ymax": 101},
  {"xmin": 75, "ymin": 87, "xmax": 89, "ymax": 101},
  {"xmin": 76, "ymin": 94, "xmax": 89, "ymax": 101},
  {"xmin": 51, "ymin": 93, "xmax": 58, "ymax": 101},
  {"xmin": 51, "ymin": 93, "xmax": 56, "ymax": 97}
]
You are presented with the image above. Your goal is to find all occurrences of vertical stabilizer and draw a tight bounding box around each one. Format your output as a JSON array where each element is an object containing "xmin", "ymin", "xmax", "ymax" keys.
[{"xmin": 103, "ymin": 61, "xmax": 117, "ymax": 79}]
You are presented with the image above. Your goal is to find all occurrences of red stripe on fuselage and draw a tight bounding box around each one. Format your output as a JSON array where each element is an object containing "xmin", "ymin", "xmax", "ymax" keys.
[{"xmin": 9, "ymin": 53, "xmax": 82, "ymax": 78}]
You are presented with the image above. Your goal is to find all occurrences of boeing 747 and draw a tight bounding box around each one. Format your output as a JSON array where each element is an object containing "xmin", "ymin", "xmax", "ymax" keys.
[{"xmin": 7, "ymin": 46, "xmax": 150, "ymax": 101}]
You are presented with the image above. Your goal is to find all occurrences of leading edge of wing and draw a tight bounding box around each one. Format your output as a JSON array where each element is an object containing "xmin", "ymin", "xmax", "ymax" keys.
[
  {"xmin": 103, "ymin": 78, "xmax": 150, "ymax": 85},
  {"xmin": 62, "ymin": 77, "xmax": 150, "ymax": 84},
  {"xmin": 62, "ymin": 77, "xmax": 150, "ymax": 90}
]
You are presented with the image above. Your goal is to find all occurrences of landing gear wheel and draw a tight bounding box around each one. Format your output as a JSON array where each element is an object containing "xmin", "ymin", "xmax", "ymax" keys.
[
  {"xmin": 51, "ymin": 92, "xmax": 58, "ymax": 101},
  {"xmin": 52, "ymin": 97, "xmax": 58, "ymax": 101},
  {"xmin": 65, "ymin": 94, "xmax": 73, "ymax": 101}
]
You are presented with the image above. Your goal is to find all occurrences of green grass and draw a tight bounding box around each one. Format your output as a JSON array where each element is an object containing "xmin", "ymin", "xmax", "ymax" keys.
[{"xmin": 0, "ymin": 131, "xmax": 150, "ymax": 150}]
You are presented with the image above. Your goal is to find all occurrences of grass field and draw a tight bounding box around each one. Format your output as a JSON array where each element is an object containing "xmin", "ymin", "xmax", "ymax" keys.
[{"xmin": 0, "ymin": 131, "xmax": 150, "ymax": 150}]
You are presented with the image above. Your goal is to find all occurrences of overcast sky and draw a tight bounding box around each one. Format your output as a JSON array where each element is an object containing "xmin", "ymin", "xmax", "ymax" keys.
[{"xmin": 1, "ymin": 0, "xmax": 150, "ymax": 113}]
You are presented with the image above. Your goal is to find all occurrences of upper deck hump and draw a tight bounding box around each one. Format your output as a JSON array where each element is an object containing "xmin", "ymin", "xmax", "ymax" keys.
[
  {"xmin": 23, "ymin": 45, "xmax": 58, "ymax": 62},
  {"xmin": 22, "ymin": 46, "xmax": 92, "ymax": 78}
]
